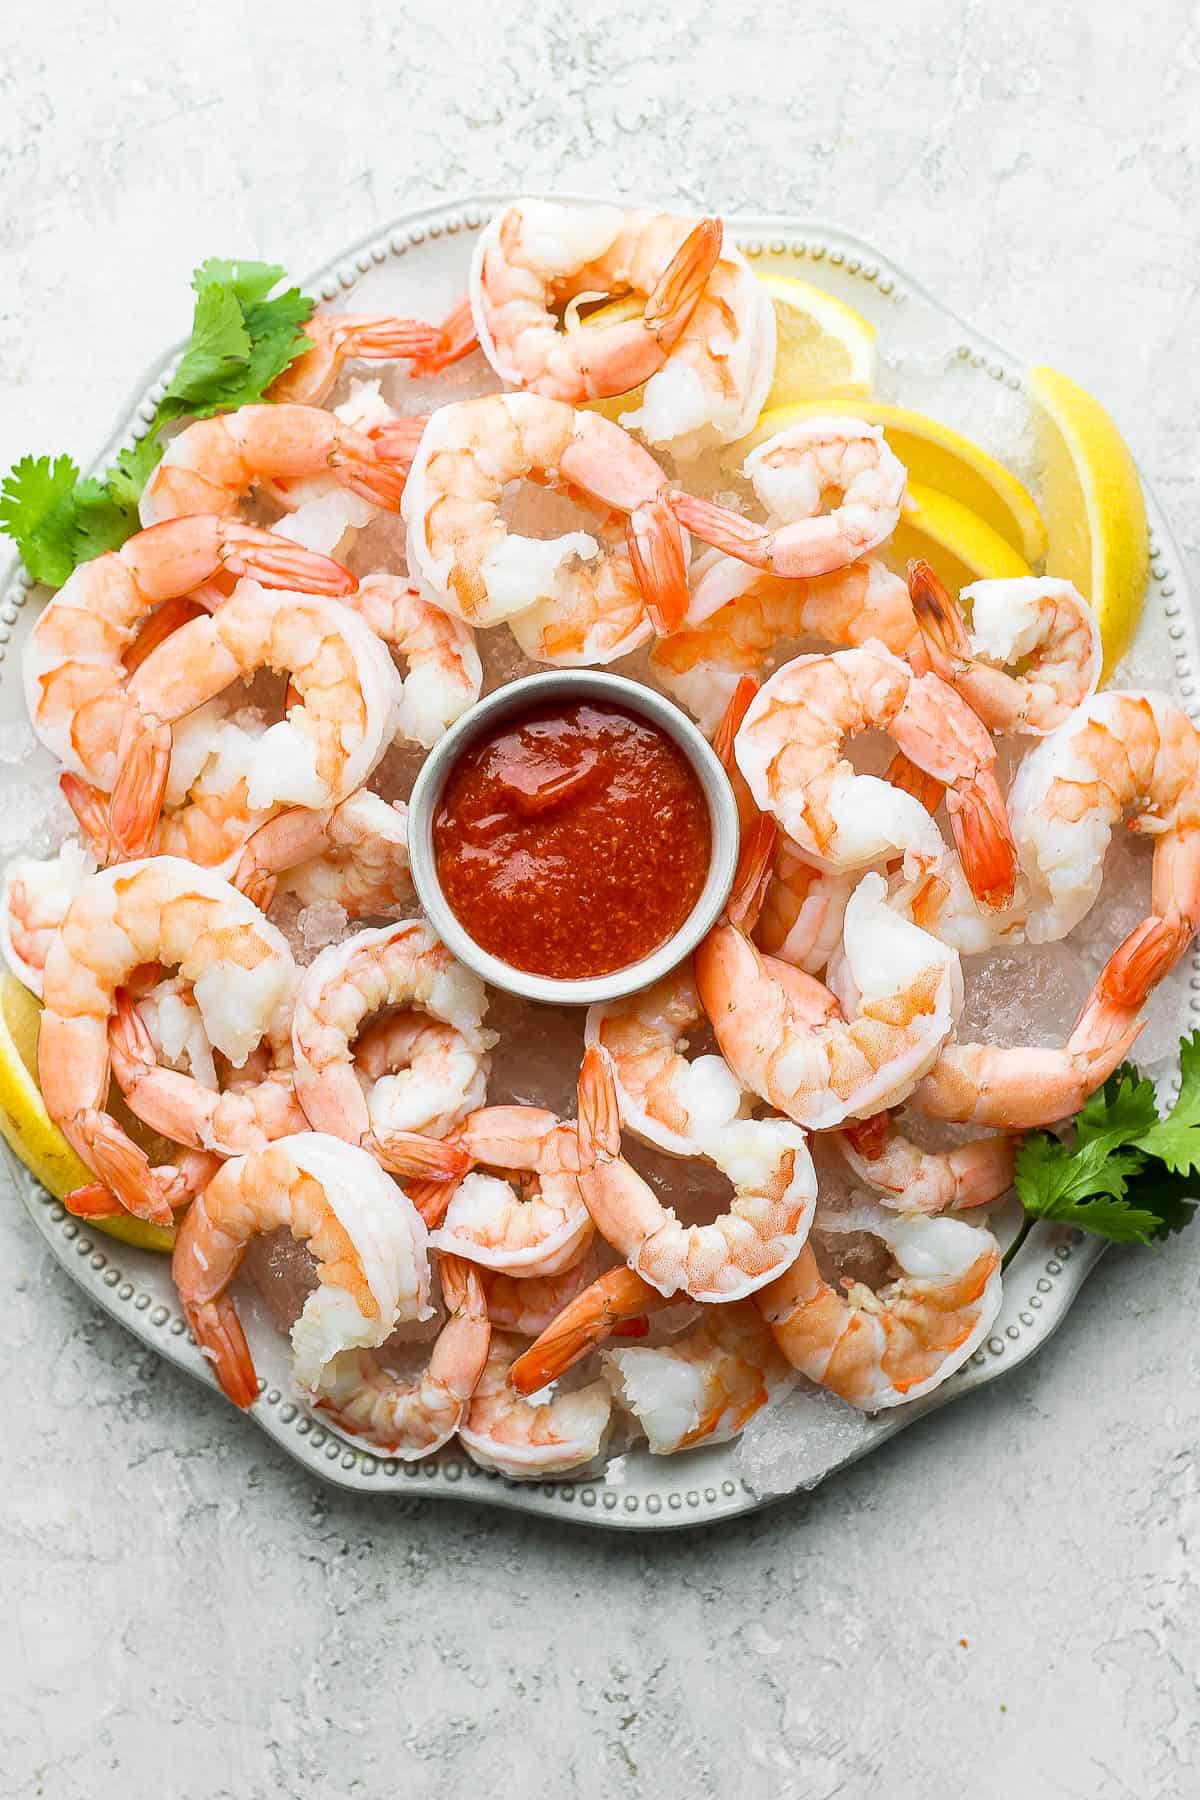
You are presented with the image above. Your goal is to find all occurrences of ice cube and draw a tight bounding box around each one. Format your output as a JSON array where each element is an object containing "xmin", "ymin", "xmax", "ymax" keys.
[
  {"xmin": 298, "ymin": 899, "xmax": 350, "ymax": 954},
  {"xmin": 735, "ymin": 1380, "xmax": 879, "ymax": 1498},
  {"xmin": 957, "ymin": 940, "xmax": 1089, "ymax": 1048},
  {"xmin": 0, "ymin": 721, "xmax": 36, "ymax": 764}
]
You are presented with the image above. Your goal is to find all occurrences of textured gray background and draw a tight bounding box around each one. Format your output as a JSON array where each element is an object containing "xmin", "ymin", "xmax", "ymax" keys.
[{"xmin": 3, "ymin": 4, "xmax": 1199, "ymax": 1796}]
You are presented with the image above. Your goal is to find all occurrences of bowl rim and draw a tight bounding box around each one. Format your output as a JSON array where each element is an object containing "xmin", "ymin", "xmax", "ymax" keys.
[{"xmin": 406, "ymin": 668, "xmax": 741, "ymax": 1005}]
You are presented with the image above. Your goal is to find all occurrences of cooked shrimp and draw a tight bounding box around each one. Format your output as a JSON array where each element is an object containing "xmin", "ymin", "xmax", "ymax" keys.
[
  {"xmin": 754, "ymin": 839, "xmax": 857, "ymax": 975},
  {"xmin": 108, "ymin": 580, "xmax": 402, "ymax": 859},
  {"xmin": 575, "ymin": 1045, "xmax": 817, "ymax": 1302},
  {"xmin": 291, "ymin": 919, "xmax": 491, "ymax": 1175},
  {"xmin": 352, "ymin": 1009, "xmax": 492, "ymax": 1142},
  {"xmin": 139, "ymin": 403, "xmax": 409, "ymax": 526},
  {"xmin": 401, "ymin": 392, "xmax": 689, "ymax": 633},
  {"xmin": 909, "ymin": 560, "xmax": 1101, "ymax": 735},
  {"xmin": 650, "ymin": 556, "xmax": 928, "ymax": 734},
  {"xmin": 832, "ymin": 1111, "xmax": 1017, "ymax": 1214},
  {"xmin": 173, "ymin": 1131, "xmax": 432, "ymax": 1407},
  {"xmin": 22, "ymin": 516, "xmax": 354, "ymax": 790},
  {"xmin": 481, "ymin": 1254, "xmax": 603, "ymax": 1339},
  {"xmin": 735, "ymin": 641, "xmax": 1018, "ymax": 909},
  {"xmin": 604, "ymin": 1303, "xmax": 796, "ymax": 1454},
  {"xmin": 107, "ymin": 978, "xmax": 307, "ymax": 1156},
  {"xmin": 457, "ymin": 1331, "xmax": 612, "ymax": 1480},
  {"xmin": 471, "ymin": 201, "xmax": 774, "ymax": 456},
  {"xmin": 431, "ymin": 1106, "xmax": 593, "ymax": 1277},
  {"xmin": 233, "ymin": 791, "xmax": 412, "ymax": 918},
  {"xmin": 341, "ymin": 572, "xmax": 481, "ymax": 746},
  {"xmin": 65, "ymin": 1146, "xmax": 222, "ymax": 1221},
  {"xmin": 696, "ymin": 870, "xmax": 962, "ymax": 1130},
  {"xmin": 312, "ymin": 1254, "xmax": 490, "ymax": 1459},
  {"xmin": 1008, "ymin": 690, "xmax": 1200, "ymax": 957},
  {"xmin": 39, "ymin": 858, "xmax": 297, "ymax": 1222},
  {"xmin": 673, "ymin": 418, "xmax": 907, "ymax": 581},
  {"xmin": 759, "ymin": 1202, "xmax": 1003, "ymax": 1410},
  {"xmin": 508, "ymin": 1265, "xmax": 668, "ymax": 1393},
  {"xmin": 266, "ymin": 312, "xmax": 450, "ymax": 407},
  {"xmin": 583, "ymin": 965, "xmax": 751, "ymax": 1158},
  {"xmin": 0, "ymin": 841, "xmax": 96, "ymax": 996}
]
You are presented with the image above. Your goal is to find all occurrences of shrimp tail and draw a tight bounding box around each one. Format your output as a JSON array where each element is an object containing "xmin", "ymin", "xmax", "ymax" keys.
[
  {"xmin": 577, "ymin": 1045, "xmax": 622, "ymax": 1169},
  {"xmin": 108, "ymin": 714, "xmax": 172, "ymax": 858},
  {"xmin": 945, "ymin": 769, "xmax": 1018, "ymax": 910},
  {"xmin": 907, "ymin": 558, "xmax": 971, "ymax": 676},
  {"xmin": 219, "ymin": 521, "xmax": 358, "ymax": 598},
  {"xmin": 77, "ymin": 1109, "xmax": 174, "ymax": 1225},
  {"xmin": 123, "ymin": 594, "xmax": 210, "ymax": 675},
  {"xmin": 1095, "ymin": 915, "xmax": 1192, "ymax": 1010},
  {"xmin": 725, "ymin": 813, "xmax": 778, "ymax": 933},
  {"xmin": 669, "ymin": 494, "xmax": 771, "ymax": 568},
  {"xmin": 627, "ymin": 493, "xmax": 690, "ymax": 634},
  {"xmin": 369, "ymin": 415, "xmax": 431, "ymax": 471},
  {"xmin": 643, "ymin": 217, "xmax": 723, "ymax": 350},
  {"xmin": 711, "ymin": 674, "xmax": 759, "ymax": 775},
  {"xmin": 64, "ymin": 1180, "xmax": 123, "ymax": 1219},
  {"xmin": 59, "ymin": 772, "xmax": 118, "ymax": 865},
  {"xmin": 183, "ymin": 1293, "xmax": 259, "ymax": 1409},
  {"xmin": 507, "ymin": 1265, "xmax": 661, "ymax": 1394},
  {"xmin": 331, "ymin": 446, "xmax": 409, "ymax": 511},
  {"xmin": 883, "ymin": 748, "xmax": 945, "ymax": 818},
  {"xmin": 404, "ymin": 1176, "xmax": 461, "ymax": 1227},
  {"xmin": 407, "ymin": 297, "xmax": 478, "ymax": 377},
  {"xmin": 371, "ymin": 1131, "xmax": 471, "ymax": 1181}
]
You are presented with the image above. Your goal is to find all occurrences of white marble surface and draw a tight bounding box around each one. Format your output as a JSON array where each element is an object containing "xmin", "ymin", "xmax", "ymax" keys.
[{"xmin": 3, "ymin": 4, "xmax": 1199, "ymax": 1796}]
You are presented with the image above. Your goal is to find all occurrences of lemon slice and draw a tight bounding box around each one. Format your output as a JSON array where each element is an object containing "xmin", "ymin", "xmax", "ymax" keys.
[
  {"xmin": 0, "ymin": 971, "xmax": 175, "ymax": 1252},
  {"xmin": 889, "ymin": 481, "xmax": 1031, "ymax": 593},
  {"xmin": 1026, "ymin": 366, "xmax": 1149, "ymax": 675},
  {"xmin": 736, "ymin": 398, "xmax": 1047, "ymax": 566},
  {"xmin": 757, "ymin": 276, "xmax": 876, "ymax": 409}
]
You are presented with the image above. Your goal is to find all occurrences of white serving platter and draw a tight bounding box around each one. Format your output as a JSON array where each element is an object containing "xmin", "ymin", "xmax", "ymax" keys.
[{"xmin": 3, "ymin": 194, "xmax": 1195, "ymax": 1530}]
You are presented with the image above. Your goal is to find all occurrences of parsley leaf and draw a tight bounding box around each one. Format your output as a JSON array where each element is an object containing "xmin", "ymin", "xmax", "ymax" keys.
[
  {"xmin": 1, "ymin": 257, "xmax": 315, "ymax": 584},
  {"xmin": 1075, "ymin": 1062, "xmax": 1160, "ymax": 1156},
  {"xmin": 1133, "ymin": 1029, "xmax": 1200, "ymax": 1173}
]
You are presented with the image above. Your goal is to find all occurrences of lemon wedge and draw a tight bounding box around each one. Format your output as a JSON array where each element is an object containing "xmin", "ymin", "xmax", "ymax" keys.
[
  {"xmin": 889, "ymin": 481, "xmax": 1031, "ymax": 592},
  {"xmin": 0, "ymin": 971, "xmax": 175, "ymax": 1252},
  {"xmin": 1026, "ymin": 366, "xmax": 1149, "ymax": 675},
  {"xmin": 736, "ymin": 397, "xmax": 1047, "ymax": 566},
  {"xmin": 757, "ymin": 276, "xmax": 877, "ymax": 409}
]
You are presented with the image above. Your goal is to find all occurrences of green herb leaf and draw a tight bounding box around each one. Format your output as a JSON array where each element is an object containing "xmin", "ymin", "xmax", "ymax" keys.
[
  {"xmin": 1133, "ymin": 1029, "xmax": 1200, "ymax": 1173},
  {"xmin": 0, "ymin": 454, "xmax": 85, "ymax": 586},
  {"xmin": 1075, "ymin": 1061, "xmax": 1160, "ymax": 1156},
  {"xmin": 161, "ymin": 281, "xmax": 252, "ymax": 412}
]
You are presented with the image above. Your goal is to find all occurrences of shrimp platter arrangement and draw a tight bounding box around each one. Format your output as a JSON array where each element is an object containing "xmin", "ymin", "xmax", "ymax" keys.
[{"xmin": 1, "ymin": 198, "xmax": 1196, "ymax": 1529}]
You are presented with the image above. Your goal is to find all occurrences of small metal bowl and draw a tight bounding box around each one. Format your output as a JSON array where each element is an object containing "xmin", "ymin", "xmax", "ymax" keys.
[{"xmin": 407, "ymin": 670, "xmax": 740, "ymax": 1006}]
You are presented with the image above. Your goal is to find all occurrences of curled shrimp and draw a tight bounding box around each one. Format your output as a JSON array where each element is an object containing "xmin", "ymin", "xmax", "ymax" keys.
[
  {"xmin": 173, "ymin": 1131, "xmax": 432, "ymax": 1407},
  {"xmin": 673, "ymin": 417, "xmax": 907, "ymax": 580},
  {"xmin": 758, "ymin": 1202, "xmax": 1003, "ymax": 1410},
  {"xmin": 233, "ymin": 790, "xmax": 412, "ymax": 918},
  {"xmin": 312, "ymin": 1254, "xmax": 490, "ymax": 1459},
  {"xmin": 909, "ymin": 560, "xmax": 1101, "ymax": 735},
  {"xmin": 696, "ymin": 866, "xmax": 962, "ymax": 1131},
  {"xmin": 471, "ymin": 201, "xmax": 774, "ymax": 456},
  {"xmin": 832, "ymin": 1111, "xmax": 1017, "ymax": 1215},
  {"xmin": 603, "ymin": 1303, "xmax": 796, "ymax": 1454},
  {"xmin": 649, "ymin": 555, "xmax": 928, "ymax": 735},
  {"xmin": 431, "ymin": 1106, "xmax": 594, "ymax": 1278},
  {"xmin": 457, "ymin": 1331, "xmax": 613, "ymax": 1481},
  {"xmin": 583, "ymin": 965, "xmax": 751, "ymax": 1158},
  {"xmin": 291, "ymin": 920, "xmax": 491, "ymax": 1175},
  {"xmin": 108, "ymin": 581, "xmax": 402, "ymax": 860},
  {"xmin": 22, "ymin": 516, "xmax": 354, "ymax": 791},
  {"xmin": 266, "ymin": 312, "xmax": 454, "ymax": 407},
  {"xmin": 352, "ymin": 1009, "xmax": 492, "ymax": 1142},
  {"xmin": 480, "ymin": 1255, "xmax": 603, "ymax": 1339},
  {"xmin": 139, "ymin": 403, "xmax": 409, "ymax": 526},
  {"xmin": 341, "ymin": 572, "xmax": 481, "ymax": 747},
  {"xmin": 106, "ymin": 978, "xmax": 307, "ymax": 1156},
  {"xmin": 401, "ymin": 392, "xmax": 689, "ymax": 633},
  {"xmin": 39, "ymin": 857, "xmax": 296, "ymax": 1222},
  {"xmin": 735, "ymin": 640, "xmax": 1018, "ymax": 910},
  {"xmin": 0, "ymin": 841, "xmax": 96, "ymax": 996},
  {"xmin": 575, "ymin": 1044, "xmax": 817, "ymax": 1303},
  {"xmin": 1009, "ymin": 689, "xmax": 1200, "ymax": 955}
]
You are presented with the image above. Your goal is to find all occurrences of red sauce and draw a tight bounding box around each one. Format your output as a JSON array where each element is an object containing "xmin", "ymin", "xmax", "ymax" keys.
[{"xmin": 433, "ymin": 699, "xmax": 712, "ymax": 979}]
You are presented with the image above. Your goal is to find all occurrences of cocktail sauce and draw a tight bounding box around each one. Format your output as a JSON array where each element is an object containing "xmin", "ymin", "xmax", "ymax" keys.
[{"xmin": 432, "ymin": 699, "xmax": 711, "ymax": 979}]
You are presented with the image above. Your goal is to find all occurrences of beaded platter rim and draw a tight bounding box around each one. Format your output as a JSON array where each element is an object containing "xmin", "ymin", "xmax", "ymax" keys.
[{"xmin": 2, "ymin": 192, "xmax": 1193, "ymax": 1531}]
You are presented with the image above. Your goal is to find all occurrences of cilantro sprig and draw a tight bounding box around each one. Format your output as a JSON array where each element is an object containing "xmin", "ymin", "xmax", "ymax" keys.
[
  {"xmin": 1013, "ymin": 1031, "xmax": 1200, "ymax": 1247},
  {"xmin": 0, "ymin": 260, "xmax": 314, "ymax": 586}
]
